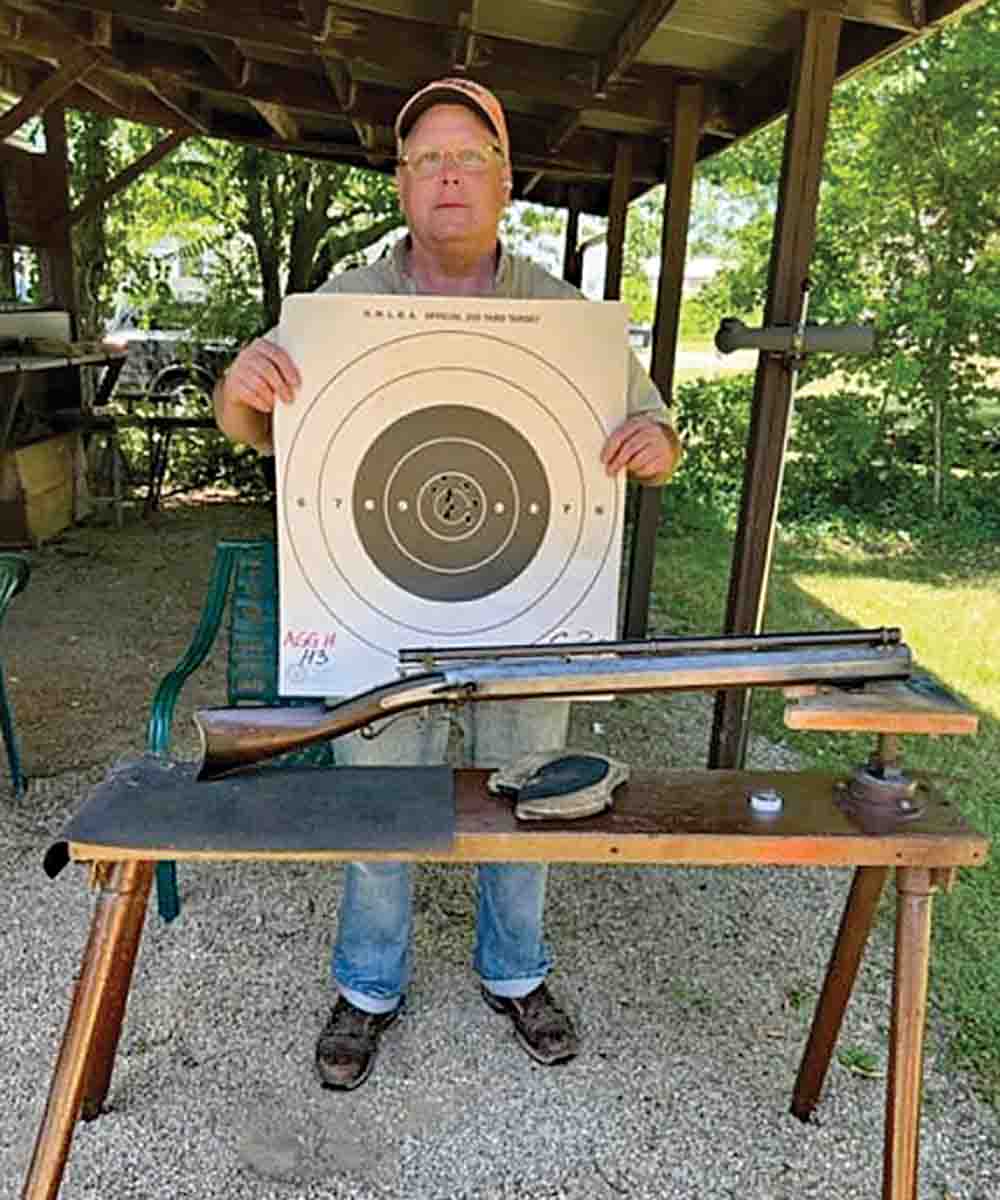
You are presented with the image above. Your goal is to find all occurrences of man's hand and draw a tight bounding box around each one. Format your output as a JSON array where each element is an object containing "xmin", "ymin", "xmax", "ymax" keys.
[
  {"xmin": 215, "ymin": 337, "xmax": 302, "ymax": 450},
  {"xmin": 221, "ymin": 337, "xmax": 301, "ymax": 413},
  {"xmin": 600, "ymin": 415, "xmax": 682, "ymax": 484}
]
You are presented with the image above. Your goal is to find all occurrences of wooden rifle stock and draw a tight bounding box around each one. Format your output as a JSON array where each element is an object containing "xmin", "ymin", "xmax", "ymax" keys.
[{"xmin": 194, "ymin": 632, "xmax": 911, "ymax": 780}]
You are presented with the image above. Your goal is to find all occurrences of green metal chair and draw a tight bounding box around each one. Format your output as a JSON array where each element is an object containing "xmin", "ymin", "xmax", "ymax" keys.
[
  {"xmin": 146, "ymin": 537, "xmax": 335, "ymax": 921},
  {"xmin": 0, "ymin": 553, "xmax": 30, "ymax": 797}
]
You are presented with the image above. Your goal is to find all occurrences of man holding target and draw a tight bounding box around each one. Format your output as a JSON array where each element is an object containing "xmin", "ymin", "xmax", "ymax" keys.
[{"xmin": 215, "ymin": 77, "xmax": 682, "ymax": 1090}]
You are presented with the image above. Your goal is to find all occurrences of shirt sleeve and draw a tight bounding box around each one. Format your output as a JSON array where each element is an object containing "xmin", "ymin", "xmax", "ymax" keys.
[{"xmin": 627, "ymin": 350, "xmax": 674, "ymax": 428}]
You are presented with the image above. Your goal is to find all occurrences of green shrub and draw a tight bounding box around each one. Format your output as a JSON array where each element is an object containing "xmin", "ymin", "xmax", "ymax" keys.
[
  {"xmin": 669, "ymin": 376, "xmax": 752, "ymax": 518},
  {"xmin": 783, "ymin": 390, "xmax": 896, "ymax": 520},
  {"xmin": 667, "ymin": 376, "xmax": 1000, "ymax": 546}
]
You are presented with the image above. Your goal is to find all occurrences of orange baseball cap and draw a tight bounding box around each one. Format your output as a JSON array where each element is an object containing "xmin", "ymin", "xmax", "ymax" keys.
[{"xmin": 395, "ymin": 77, "xmax": 510, "ymax": 168}]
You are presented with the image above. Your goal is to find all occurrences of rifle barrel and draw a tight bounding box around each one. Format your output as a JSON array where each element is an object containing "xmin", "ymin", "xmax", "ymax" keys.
[
  {"xmin": 196, "ymin": 640, "xmax": 910, "ymax": 781},
  {"xmin": 398, "ymin": 626, "xmax": 901, "ymax": 666}
]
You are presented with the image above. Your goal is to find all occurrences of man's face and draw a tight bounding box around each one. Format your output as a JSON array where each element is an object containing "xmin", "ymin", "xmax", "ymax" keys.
[{"xmin": 396, "ymin": 104, "xmax": 509, "ymax": 260}]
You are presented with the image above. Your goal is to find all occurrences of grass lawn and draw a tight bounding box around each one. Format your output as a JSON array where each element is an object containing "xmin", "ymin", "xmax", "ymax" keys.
[{"xmin": 651, "ymin": 514, "xmax": 1000, "ymax": 1102}]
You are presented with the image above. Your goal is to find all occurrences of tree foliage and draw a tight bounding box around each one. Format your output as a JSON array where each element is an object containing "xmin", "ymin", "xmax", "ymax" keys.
[
  {"xmin": 66, "ymin": 121, "xmax": 404, "ymax": 341},
  {"xmin": 697, "ymin": 1, "xmax": 1000, "ymax": 513}
]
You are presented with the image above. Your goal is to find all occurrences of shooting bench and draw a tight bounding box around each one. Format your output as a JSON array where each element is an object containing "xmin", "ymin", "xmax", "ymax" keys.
[{"xmin": 23, "ymin": 681, "xmax": 987, "ymax": 1200}]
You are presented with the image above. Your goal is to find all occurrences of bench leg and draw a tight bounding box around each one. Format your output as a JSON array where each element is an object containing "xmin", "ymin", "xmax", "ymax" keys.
[
  {"xmin": 882, "ymin": 867, "xmax": 935, "ymax": 1200},
  {"xmin": 22, "ymin": 859, "xmax": 153, "ymax": 1200},
  {"xmin": 792, "ymin": 865, "xmax": 888, "ymax": 1120}
]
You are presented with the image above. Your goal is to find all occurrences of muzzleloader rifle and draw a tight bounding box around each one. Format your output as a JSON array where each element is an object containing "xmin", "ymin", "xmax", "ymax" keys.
[{"xmin": 194, "ymin": 627, "xmax": 910, "ymax": 780}]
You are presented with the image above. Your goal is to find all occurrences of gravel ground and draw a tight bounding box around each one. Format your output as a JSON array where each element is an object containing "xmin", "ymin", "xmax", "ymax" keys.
[{"xmin": 1, "ymin": 501, "xmax": 998, "ymax": 1198}]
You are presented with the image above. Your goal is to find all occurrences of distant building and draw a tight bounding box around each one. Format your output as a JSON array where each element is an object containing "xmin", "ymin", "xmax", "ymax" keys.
[{"xmin": 580, "ymin": 243, "xmax": 722, "ymax": 299}]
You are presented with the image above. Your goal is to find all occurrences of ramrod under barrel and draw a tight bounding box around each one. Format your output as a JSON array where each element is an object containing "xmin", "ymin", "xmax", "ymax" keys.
[{"xmin": 194, "ymin": 627, "xmax": 911, "ymax": 781}]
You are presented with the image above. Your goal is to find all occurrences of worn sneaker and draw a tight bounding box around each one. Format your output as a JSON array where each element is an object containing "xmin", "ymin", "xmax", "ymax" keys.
[
  {"xmin": 481, "ymin": 982, "xmax": 579, "ymax": 1065},
  {"xmin": 315, "ymin": 995, "xmax": 402, "ymax": 1090}
]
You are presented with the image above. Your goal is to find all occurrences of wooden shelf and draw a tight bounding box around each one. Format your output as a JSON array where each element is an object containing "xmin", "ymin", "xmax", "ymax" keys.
[{"xmin": 784, "ymin": 677, "xmax": 978, "ymax": 736}]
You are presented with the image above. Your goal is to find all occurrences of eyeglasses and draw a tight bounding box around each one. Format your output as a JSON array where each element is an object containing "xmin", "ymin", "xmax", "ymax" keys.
[{"xmin": 398, "ymin": 143, "xmax": 504, "ymax": 180}]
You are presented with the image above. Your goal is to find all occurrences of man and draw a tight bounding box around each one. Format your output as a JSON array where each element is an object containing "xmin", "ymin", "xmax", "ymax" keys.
[{"xmin": 215, "ymin": 78, "xmax": 682, "ymax": 1091}]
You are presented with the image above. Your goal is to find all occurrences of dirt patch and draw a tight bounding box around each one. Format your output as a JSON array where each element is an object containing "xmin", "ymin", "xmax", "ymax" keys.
[
  {"xmin": 2, "ymin": 496, "xmax": 798, "ymax": 787},
  {"xmin": 5, "ymin": 497, "xmax": 274, "ymax": 779}
]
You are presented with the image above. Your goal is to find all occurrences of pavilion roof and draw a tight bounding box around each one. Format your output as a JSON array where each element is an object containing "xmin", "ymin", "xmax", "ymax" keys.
[{"xmin": 0, "ymin": 1, "xmax": 987, "ymax": 211}]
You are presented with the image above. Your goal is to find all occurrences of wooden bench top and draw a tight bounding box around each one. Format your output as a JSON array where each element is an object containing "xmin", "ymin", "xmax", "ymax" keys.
[{"xmin": 45, "ymin": 758, "xmax": 988, "ymax": 875}]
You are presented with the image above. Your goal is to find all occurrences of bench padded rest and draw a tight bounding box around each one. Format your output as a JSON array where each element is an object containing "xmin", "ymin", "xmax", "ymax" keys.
[{"xmin": 44, "ymin": 756, "xmax": 454, "ymax": 876}]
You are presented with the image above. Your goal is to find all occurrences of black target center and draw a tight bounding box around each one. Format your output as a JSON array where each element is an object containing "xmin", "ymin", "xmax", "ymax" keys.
[{"xmin": 351, "ymin": 404, "xmax": 550, "ymax": 601}]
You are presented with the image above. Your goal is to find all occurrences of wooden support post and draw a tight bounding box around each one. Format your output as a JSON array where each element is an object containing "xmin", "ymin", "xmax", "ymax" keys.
[
  {"xmin": 708, "ymin": 11, "xmax": 843, "ymax": 767},
  {"xmin": 603, "ymin": 139, "xmax": 633, "ymax": 301},
  {"xmin": 0, "ymin": 47, "xmax": 97, "ymax": 143},
  {"xmin": 0, "ymin": 185, "xmax": 15, "ymax": 299},
  {"xmin": 39, "ymin": 107, "xmax": 76, "ymax": 327},
  {"xmin": 562, "ymin": 187, "xmax": 583, "ymax": 287},
  {"xmin": 622, "ymin": 79, "xmax": 702, "ymax": 639}
]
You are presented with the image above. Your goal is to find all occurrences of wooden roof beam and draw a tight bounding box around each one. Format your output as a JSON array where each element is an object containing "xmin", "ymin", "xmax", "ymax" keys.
[
  {"xmin": 0, "ymin": 2, "xmax": 214, "ymax": 133},
  {"xmin": 143, "ymin": 76, "xmax": 211, "ymax": 134},
  {"xmin": 322, "ymin": 56, "xmax": 356, "ymax": 111},
  {"xmin": 520, "ymin": 172, "xmax": 544, "ymax": 198},
  {"xmin": 89, "ymin": 10, "xmax": 113, "ymax": 49},
  {"xmin": 317, "ymin": 7, "xmax": 676, "ymax": 124},
  {"xmin": 203, "ymin": 40, "xmax": 247, "ymax": 88},
  {"xmin": 451, "ymin": 0, "xmax": 480, "ymax": 74},
  {"xmin": 196, "ymin": 100, "xmax": 666, "ymax": 183},
  {"xmin": 79, "ymin": 66, "xmax": 174, "ymax": 124},
  {"xmin": 201, "ymin": 109, "xmax": 404, "ymax": 170},
  {"xmin": 92, "ymin": 25, "xmax": 684, "ymax": 130},
  {"xmin": 0, "ymin": 2, "xmax": 106, "ymax": 55},
  {"xmin": 250, "ymin": 99, "xmax": 301, "ymax": 143},
  {"xmin": 720, "ymin": 8, "xmax": 912, "ymax": 142},
  {"xmin": 317, "ymin": 58, "xmax": 378, "ymax": 162},
  {"xmin": 54, "ymin": 1, "xmax": 319, "ymax": 55},
  {"xmin": 0, "ymin": 7, "xmax": 24, "ymax": 43},
  {"xmin": 0, "ymin": 56, "xmax": 180, "ymax": 130},
  {"xmin": 108, "ymin": 42, "xmax": 355, "ymax": 124},
  {"xmin": 60, "ymin": 77, "xmax": 206, "ymax": 130},
  {"xmin": 597, "ymin": 0, "xmax": 680, "ymax": 96},
  {"xmin": 241, "ymin": 60, "xmax": 301, "ymax": 141},
  {"xmin": 52, "ymin": 127, "xmax": 190, "ymax": 232},
  {"xmin": 532, "ymin": 0, "xmax": 679, "ymax": 203},
  {"xmin": 794, "ymin": 0, "xmax": 986, "ymax": 34},
  {"xmin": 547, "ymin": 111, "xmax": 582, "ymax": 155},
  {"xmin": 0, "ymin": 43, "xmax": 97, "ymax": 140},
  {"xmin": 791, "ymin": 1, "xmax": 929, "ymax": 33},
  {"xmin": 298, "ymin": 0, "xmax": 332, "ymax": 38}
]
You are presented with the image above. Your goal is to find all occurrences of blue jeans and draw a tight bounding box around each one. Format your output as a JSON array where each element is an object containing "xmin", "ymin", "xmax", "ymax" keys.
[{"xmin": 331, "ymin": 701, "xmax": 570, "ymax": 1015}]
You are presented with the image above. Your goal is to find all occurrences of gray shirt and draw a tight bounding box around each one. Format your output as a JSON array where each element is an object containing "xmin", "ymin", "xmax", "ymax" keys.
[{"xmin": 312, "ymin": 237, "xmax": 673, "ymax": 428}]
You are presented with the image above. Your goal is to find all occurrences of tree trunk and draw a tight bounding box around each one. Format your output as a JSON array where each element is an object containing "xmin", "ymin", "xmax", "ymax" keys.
[
  {"xmin": 72, "ymin": 115, "xmax": 115, "ymax": 340},
  {"xmin": 243, "ymin": 150, "xmax": 282, "ymax": 328},
  {"xmin": 287, "ymin": 164, "xmax": 337, "ymax": 295},
  {"xmin": 932, "ymin": 388, "xmax": 944, "ymax": 511}
]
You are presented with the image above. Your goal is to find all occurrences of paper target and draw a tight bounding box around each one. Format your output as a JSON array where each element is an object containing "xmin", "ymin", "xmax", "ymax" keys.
[{"xmin": 276, "ymin": 296, "xmax": 628, "ymax": 696}]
